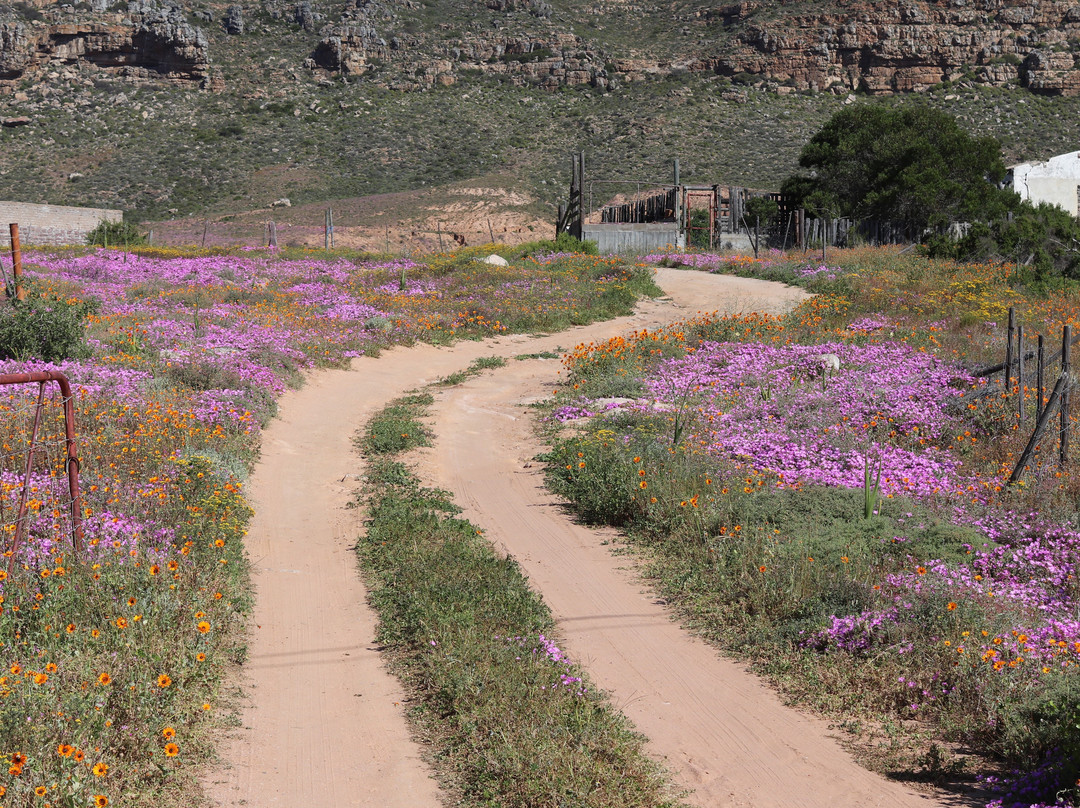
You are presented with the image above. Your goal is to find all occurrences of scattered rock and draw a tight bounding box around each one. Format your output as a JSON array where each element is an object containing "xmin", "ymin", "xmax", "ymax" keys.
[
  {"xmin": 482, "ymin": 254, "xmax": 508, "ymax": 266},
  {"xmin": 2, "ymin": 116, "xmax": 30, "ymax": 126},
  {"xmin": 271, "ymin": 197, "xmax": 291, "ymax": 207},
  {"xmin": 223, "ymin": 5, "xmax": 244, "ymax": 35}
]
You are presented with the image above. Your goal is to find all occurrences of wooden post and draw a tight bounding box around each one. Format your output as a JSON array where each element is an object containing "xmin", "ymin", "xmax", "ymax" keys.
[
  {"xmin": 436, "ymin": 221, "xmax": 445, "ymax": 251},
  {"xmin": 1018, "ymin": 325, "xmax": 1025, "ymax": 427},
  {"xmin": 9, "ymin": 223, "xmax": 25, "ymax": 302},
  {"xmin": 1061, "ymin": 324, "xmax": 1071, "ymax": 466},
  {"xmin": 329, "ymin": 207, "xmax": 334, "ymax": 249},
  {"xmin": 1010, "ymin": 374, "xmax": 1067, "ymax": 484},
  {"xmin": 385, "ymin": 224, "xmax": 390, "ymax": 255},
  {"xmin": 201, "ymin": 220, "xmax": 209, "ymax": 249},
  {"xmin": 267, "ymin": 221, "xmax": 277, "ymax": 248},
  {"xmin": 1037, "ymin": 334, "xmax": 1045, "ymax": 421},
  {"xmin": 1005, "ymin": 307, "xmax": 1015, "ymax": 392},
  {"xmin": 324, "ymin": 209, "xmax": 329, "ymax": 250}
]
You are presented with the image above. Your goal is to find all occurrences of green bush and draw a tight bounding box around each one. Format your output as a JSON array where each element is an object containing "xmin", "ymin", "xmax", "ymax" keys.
[
  {"xmin": 515, "ymin": 232, "xmax": 599, "ymax": 257},
  {"xmin": 924, "ymin": 201, "xmax": 1080, "ymax": 282},
  {"xmin": 0, "ymin": 295, "xmax": 94, "ymax": 362},
  {"xmin": 86, "ymin": 219, "xmax": 148, "ymax": 248}
]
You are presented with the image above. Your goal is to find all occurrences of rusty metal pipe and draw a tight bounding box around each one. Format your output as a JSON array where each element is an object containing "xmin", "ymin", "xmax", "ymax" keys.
[{"xmin": 0, "ymin": 370, "xmax": 84, "ymax": 559}]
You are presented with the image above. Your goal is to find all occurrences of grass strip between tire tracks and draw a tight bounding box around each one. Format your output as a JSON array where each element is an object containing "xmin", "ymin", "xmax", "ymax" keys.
[{"xmin": 354, "ymin": 378, "xmax": 687, "ymax": 808}]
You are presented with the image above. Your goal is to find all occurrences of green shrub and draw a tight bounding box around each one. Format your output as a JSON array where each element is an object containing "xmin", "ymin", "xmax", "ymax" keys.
[
  {"xmin": 515, "ymin": 232, "xmax": 599, "ymax": 257},
  {"xmin": 86, "ymin": 219, "xmax": 148, "ymax": 248},
  {"xmin": 0, "ymin": 295, "xmax": 94, "ymax": 361}
]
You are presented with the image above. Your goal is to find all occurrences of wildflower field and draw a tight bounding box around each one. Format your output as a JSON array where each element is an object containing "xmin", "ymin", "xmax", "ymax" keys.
[
  {"xmin": 548, "ymin": 248, "xmax": 1080, "ymax": 808},
  {"xmin": 0, "ymin": 244, "xmax": 656, "ymax": 808}
]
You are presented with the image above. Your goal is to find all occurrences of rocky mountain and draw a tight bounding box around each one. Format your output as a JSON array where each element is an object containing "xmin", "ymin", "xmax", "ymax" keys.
[
  {"xmin": 0, "ymin": 0, "xmax": 1077, "ymax": 225},
  {"xmin": 2, "ymin": 0, "xmax": 1078, "ymax": 96}
]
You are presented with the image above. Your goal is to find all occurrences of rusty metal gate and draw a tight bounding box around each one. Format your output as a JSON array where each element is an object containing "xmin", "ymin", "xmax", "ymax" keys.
[{"xmin": 0, "ymin": 370, "xmax": 84, "ymax": 572}]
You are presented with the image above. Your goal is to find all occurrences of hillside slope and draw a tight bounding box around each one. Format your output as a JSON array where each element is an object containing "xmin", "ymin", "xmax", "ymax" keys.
[{"xmin": 0, "ymin": 0, "xmax": 1078, "ymax": 222}]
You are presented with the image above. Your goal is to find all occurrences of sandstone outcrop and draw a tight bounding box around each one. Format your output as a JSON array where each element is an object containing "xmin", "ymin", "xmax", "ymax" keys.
[
  {"xmin": 311, "ymin": 0, "xmax": 1080, "ymax": 95},
  {"xmin": 0, "ymin": 3, "xmax": 210, "ymax": 89},
  {"xmin": 693, "ymin": 0, "xmax": 1080, "ymax": 95}
]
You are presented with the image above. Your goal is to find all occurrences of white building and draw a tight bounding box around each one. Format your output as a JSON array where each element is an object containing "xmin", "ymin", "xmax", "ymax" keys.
[{"xmin": 1007, "ymin": 151, "xmax": 1080, "ymax": 217}]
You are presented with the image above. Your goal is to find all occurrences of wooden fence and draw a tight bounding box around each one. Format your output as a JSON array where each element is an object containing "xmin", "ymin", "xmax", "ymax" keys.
[{"xmin": 969, "ymin": 307, "xmax": 1078, "ymax": 484}]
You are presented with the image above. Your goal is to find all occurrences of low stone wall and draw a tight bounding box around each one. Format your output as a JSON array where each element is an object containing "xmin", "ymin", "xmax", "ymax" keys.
[{"xmin": 0, "ymin": 202, "xmax": 123, "ymax": 246}]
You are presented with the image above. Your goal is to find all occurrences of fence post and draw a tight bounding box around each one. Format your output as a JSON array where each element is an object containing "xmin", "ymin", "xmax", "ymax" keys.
[
  {"xmin": 1061, "ymin": 324, "xmax": 1071, "ymax": 466},
  {"xmin": 1005, "ymin": 307, "xmax": 1015, "ymax": 393},
  {"xmin": 1017, "ymin": 325, "xmax": 1025, "ymax": 427},
  {"xmin": 1037, "ymin": 334, "xmax": 1045, "ymax": 421},
  {"xmin": 9, "ymin": 223, "xmax": 25, "ymax": 302}
]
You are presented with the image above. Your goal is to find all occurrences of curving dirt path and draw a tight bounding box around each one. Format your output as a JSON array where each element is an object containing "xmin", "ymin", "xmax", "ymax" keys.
[{"xmin": 206, "ymin": 270, "xmax": 954, "ymax": 808}]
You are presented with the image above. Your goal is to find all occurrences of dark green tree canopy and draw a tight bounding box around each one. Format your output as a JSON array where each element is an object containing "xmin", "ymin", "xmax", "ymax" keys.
[{"xmin": 781, "ymin": 105, "xmax": 1018, "ymax": 233}]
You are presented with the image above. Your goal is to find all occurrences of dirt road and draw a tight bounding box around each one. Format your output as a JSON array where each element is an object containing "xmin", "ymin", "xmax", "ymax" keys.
[{"xmin": 207, "ymin": 269, "xmax": 948, "ymax": 808}]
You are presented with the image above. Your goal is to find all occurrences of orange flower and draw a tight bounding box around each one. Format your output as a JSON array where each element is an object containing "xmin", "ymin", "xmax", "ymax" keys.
[
  {"xmin": 157, "ymin": 674, "xmax": 172, "ymax": 688},
  {"xmin": 98, "ymin": 672, "xmax": 112, "ymax": 685},
  {"xmin": 164, "ymin": 743, "xmax": 179, "ymax": 757},
  {"xmin": 92, "ymin": 762, "xmax": 109, "ymax": 777},
  {"xmin": 57, "ymin": 744, "xmax": 74, "ymax": 757},
  {"xmin": 73, "ymin": 749, "xmax": 85, "ymax": 762},
  {"xmin": 94, "ymin": 795, "xmax": 109, "ymax": 807},
  {"xmin": 35, "ymin": 785, "xmax": 48, "ymax": 797},
  {"xmin": 114, "ymin": 617, "xmax": 128, "ymax": 629},
  {"xmin": 916, "ymin": 566, "xmax": 927, "ymax": 575},
  {"xmin": 162, "ymin": 727, "xmax": 176, "ymax": 739},
  {"xmin": 947, "ymin": 602, "xmax": 958, "ymax": 611},
  {"xmin": 758, "ymin": 565, "xmax": 767, "ymax": 573}
]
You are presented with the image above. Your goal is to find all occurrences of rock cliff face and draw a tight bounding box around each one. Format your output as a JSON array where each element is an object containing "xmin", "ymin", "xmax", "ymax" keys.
[
  {"xmin": 0, "ymin": 3, "xmax": 210, "ymax": 88},
  {"xmin": 312, "ymin": 0, "xmax": 1080, "ymax": 95},
  {"xmin": 704, "ymin": 0, "xmax": 1080, "ymax": 95},
  {"xmin": 1, "ymin": 0, "xmax": 1078, "ymax": 96}
]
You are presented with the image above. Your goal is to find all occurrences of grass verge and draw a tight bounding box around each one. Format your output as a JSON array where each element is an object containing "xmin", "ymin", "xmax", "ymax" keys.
[{"xmin": 353, "ymin": 390, "xmax": 685, "ymax": 807}]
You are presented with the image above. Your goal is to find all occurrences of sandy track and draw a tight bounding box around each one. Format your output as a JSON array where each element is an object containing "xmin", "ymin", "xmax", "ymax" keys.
[{"xmin": 207, "ymin": 269, "xmax": 951, "ymax": 808}]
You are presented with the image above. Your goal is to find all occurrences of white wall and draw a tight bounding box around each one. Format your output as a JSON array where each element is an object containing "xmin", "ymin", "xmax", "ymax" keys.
[{"xmin": 1010, "ymin": 152, "xmax": 1080, "ymax": 216}]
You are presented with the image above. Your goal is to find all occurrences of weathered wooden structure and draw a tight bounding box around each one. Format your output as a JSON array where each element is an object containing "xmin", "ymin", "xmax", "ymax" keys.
[{"xmin": 558, "ymin": 152, "xmax": 916, "ymax": 254}]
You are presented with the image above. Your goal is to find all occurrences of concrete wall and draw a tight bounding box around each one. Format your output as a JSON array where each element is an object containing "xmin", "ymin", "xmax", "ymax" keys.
[
  {"xmin": 1010, "ymin": 152, "xmax": 1080, "ymax": 216},
  {"xmin": 0, "ymin": 202, "xmax": 123, "ymax": 246},
  {"xmin": 582, "ymin": 222, "xmax": 683, "ymax": 254}
]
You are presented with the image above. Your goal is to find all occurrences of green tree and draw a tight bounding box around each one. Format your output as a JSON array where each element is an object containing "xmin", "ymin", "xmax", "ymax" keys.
[{"xmin": 781, "ymin": 105, "xmax": 1017, "ymax": 235}]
